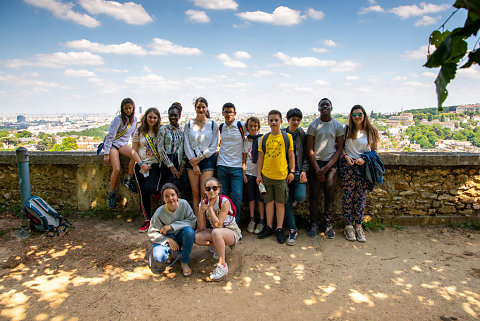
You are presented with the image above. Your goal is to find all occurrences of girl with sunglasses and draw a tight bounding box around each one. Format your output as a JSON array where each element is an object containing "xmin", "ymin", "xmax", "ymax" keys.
[
  {"xmin": 195, "ymin": 177, "xmax": 242, "ymax": 281},
  {"xmin": 341, "ymin": 105, "xmax": 379, "ymax": 243}
]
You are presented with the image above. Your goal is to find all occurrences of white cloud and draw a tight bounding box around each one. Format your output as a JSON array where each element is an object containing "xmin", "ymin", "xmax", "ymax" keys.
[
  {"xmin": 232, "ymin": 51, "xmax": 251, "ymax": 60},
  {"xmin": 143, "ymin": 66, "xmax": 152, "ymax": 73},
  {"xmin": 323, "ymin": 39, "xmax": 337, "ymax": 47},
  {"xmin": 64, "ymin": 69, "xmax": 96, "ymax": 77},
  {"xmin": 0, "ymin": 71, "xmax": 60, "ymax": 89},
  {"xmin": 312, "ymin": 48, "xmax": 328, "ymax": 53},
  {"xmin": 4, "ymin": 51, "xmax": 104, "ymax": 68},
  {"xmin": 96, "ymin": 67, "xmax": 128, "ymax": 73},
  {"xmin": 458, "ymin": 68, "xmax": 480, "ymax": 79},
  {"xmin": 185, "ymin": 9, "xmax": 210, "ymax": 23},
  {"xmin": 222, "ymin": 81, "xmax": 249, "ymax": 88},
  {"xmin": 125, "ymin": 74, "xmax": 180, "ymax": 90},
  {"xmin": 307, "ymin": 8, "xmax": 325, "ymax": 20},
  {"xmin": 65, "ymin": 39, "xmax": 148, "ymax": 55},
  {"xmin": 345, "ymin": 75, "xmax": 360, "ymax": 80},
  {"xmin": 415, "ymin": 15, "xmax": 439, "ymax": 26},
  {"xmin": 191, "ymin": 0, "xmax": 238, "ymax": 10},
  {"xmin": 24, "ymin": 0, "xmax": 100, "ymax": 27},
  {"xmin": 252, "ymin": 70, "xmax": 274, "ymax": 78},
  {"xmin": 368, "ymin": 0, "xmax": 377, "ymax": 5},
  {"xmin": 237, "ymin": 6, "xmax": 304, "ymax": 26},
  {"xmin": 79, "ymin": 0, "xmax": 153, "ymax": 25},
  {"xmin": 330, "ymin": 60, "xmax": 361, "ymax": 72},
  {"xmin": 389, "ymin": 2, "xmax": 451, "ymax": 19},
  {"xmin": 274, "ymin": 52, "xmax": 335, "ymax": 67},
  {"xmin": 149, "ymin": 38, "xmax": 202, "ymax": 56},
  {"xmin": 217, "ymin": 54, "xmax": 247, "ymax": 68},
  {"xmin": 313, "ymin": 80, "xmax": 330, "ymax": 86},
  {"xmin": 359, "ymin": 5, "xmax": 385, "ymax": 14},
  {"xmin": 401, "ymin": 45, "xmax": 434, "ymax": 60},
  {"xmin": 422, "ymin": 71, "xmax": 437, "ymax": 78}
]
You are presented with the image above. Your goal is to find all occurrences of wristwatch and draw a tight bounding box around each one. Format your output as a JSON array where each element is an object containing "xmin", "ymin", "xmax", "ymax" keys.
[{"xmin": 290, "ymin": 171, "xmax": 295, "ymax": 174}]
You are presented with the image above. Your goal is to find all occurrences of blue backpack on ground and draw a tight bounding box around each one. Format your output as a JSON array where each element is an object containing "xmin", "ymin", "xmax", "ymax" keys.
[{"xmin": 24, "ymin": 196, "xmax": 73, "ymax": 236}]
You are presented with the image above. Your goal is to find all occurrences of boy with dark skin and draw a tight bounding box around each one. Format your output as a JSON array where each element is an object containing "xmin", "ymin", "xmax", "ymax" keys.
[{"xmin": 306, "ymin": 98, "xmax": 344, "ymax": 239}]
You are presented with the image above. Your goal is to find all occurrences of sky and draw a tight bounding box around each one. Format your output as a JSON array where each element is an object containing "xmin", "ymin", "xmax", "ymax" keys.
[{"xmin": 0, "ymin": 0, "xmax": 478, "ymax": 115}]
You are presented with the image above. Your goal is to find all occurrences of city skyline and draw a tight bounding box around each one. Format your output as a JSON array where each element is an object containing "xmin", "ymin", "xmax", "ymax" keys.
[{"xmin": 0, "ymin": 0, "xmax": 478, "ymax": 115}]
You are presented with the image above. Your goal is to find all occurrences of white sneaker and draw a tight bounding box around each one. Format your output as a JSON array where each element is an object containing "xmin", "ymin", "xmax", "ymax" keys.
[
  {"xmin": 247, "ymin": 220, "xmax": 256, "ymax": 233},
  {"xmin": 355, "ymin": 226, "xmax": 366, "ymax": 243},
  {"xmin": 254, "ymin": 222, "xmax": 264, "ymax": 235},
  {"xmin": 344, "ymin": 225, "xmax": 356, "ymax": 242},
  {"xmin": 210, "ymin": 263, "xmax": 228, "ymax": 280},
  {"xmin": 208, "ymin": 246, "xmax": 218, "ymax": 260}
]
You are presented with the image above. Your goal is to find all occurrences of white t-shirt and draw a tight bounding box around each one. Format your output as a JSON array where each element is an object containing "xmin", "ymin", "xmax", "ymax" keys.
[
  {"xmin": 242, "ymin": 138, "xmax": 259, "ymax": 177},
  {"xmin": 132, "ymin": 129, "xmax": 159, "ymax": 165},
  {"xmin": 344, "ymin": 130, "xmax": 371, "ymax": 159}
]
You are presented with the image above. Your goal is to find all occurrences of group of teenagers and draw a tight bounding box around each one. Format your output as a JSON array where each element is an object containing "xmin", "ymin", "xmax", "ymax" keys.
[{"xmin": 101, "ymin": 96, "xmax": 381, "ymax": 280}]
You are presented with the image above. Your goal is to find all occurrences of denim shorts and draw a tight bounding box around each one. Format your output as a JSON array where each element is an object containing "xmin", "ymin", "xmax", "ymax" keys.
[{"xmin": 186, "ymin": 155, "xmax": 216, "ymax": 172}]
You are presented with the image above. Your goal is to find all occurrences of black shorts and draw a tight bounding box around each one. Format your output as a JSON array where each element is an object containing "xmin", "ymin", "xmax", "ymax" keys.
[{"xmin": 244, "ymin": 174, "xmax": 263, "ymax": 202}]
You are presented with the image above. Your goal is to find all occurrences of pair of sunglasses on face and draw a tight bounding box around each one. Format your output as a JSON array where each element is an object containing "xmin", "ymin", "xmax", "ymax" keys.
[
  {"xmin": 206, "ymin": 186, "xmax": 218, "ymax": 192},
  {"xmin": 352, "ymin": 112, "xmax": 364, "ymax": 117}
]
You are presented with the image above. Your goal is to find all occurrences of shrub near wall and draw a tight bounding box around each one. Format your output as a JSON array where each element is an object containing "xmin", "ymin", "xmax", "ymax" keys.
[{"xmin": 0, "ymin": 151, "xmax": 479, "ymax": 225}]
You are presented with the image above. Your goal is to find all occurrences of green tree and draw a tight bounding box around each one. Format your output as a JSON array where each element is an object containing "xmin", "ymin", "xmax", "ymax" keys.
[
  {"xmin": 14, "ymin": 131, "xmax": 33, "ymax": 138},
  {"xmin": 50, "ymin": 137, "xmax": 78, "ymax": 151},
  {"xmin": 0, "ymin": 130, "xmax": 9, "ymax": 138},
  {"xmin": 36, "ymin": 134, "xmax": 55, "ymax": 151},
  {"xmin": 424, "ymin": 1, "xmax": 480, "ymax": 110}
]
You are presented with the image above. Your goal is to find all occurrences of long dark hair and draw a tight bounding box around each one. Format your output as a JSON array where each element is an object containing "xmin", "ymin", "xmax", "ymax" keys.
[
  {"xmin": 194, "ymin": 97, "xmax": 210, "ymax": 119},
  {"xmin": 137, "ymin": 107, "xmax": 161, "ymax": 136},
  {"xmin": 120, "ymin": 98, "xmax": 135, "ymax": 125},
  {"xmin": 347, "ymin": 104, "xmax": 379, "ymax": 147}
]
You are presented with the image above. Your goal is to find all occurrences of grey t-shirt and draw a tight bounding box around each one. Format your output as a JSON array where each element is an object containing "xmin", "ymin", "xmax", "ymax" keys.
[{"xmin": 306, "ymin": 118, "xmax": 344, "ymax": 161}]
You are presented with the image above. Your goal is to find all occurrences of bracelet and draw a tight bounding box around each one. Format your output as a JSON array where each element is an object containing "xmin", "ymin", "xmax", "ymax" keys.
[{"xmin": 139, "ymin": 161, "xmax": 144, "ymax": 166}]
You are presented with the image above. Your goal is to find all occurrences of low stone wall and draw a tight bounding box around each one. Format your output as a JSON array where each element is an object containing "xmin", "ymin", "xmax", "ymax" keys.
[{"xmin": 0, "ymin": 151, "xmax": 479, "ymax": 225}]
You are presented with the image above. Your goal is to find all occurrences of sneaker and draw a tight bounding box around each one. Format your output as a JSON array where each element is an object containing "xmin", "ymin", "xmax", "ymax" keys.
[
  {"xmin": 210, "ymin": 263, "xmax": 228, "ymax": 281},
  {"xmin": 247, "ymin": 220, "xmax": 256, "ymax": 233},
  {"xmin": 286, "ymin": 229, "xmax": 297, "ymax": 246},
  {"xmin": 254, "ymin": 222, "xmax": 264, "ymax": 235},
  {"xmin": 123, "ymin": 176, "xmax": 137, "ymax": 193},
  {"xmin": 108, "ymin": 191, "xmax": 116, "ymax": 208},
  {"xmin": 355, "ymin": 226, "xmax": 366, "ymax": 243},
  {"xmin": 344, "ymin": 225, "xmax": 356, "ymax": 241},
  {"xmin": 139, "ymin": 221, "xmax": 150, "ymax": 233},
  {"xmin": 325, "ymin": 226, "xmax": 335, "ymax": 239},
  {"xmin": 258, "ymin": 225, "xmax": 273, "ymax": 239},
  {"xmin": 308, "ymin": 223, "xmax": 318, "ymax": 238},
  {"xmin": 208, "ymin": 246, "xmax": 218, "ymax": 260},
  {"xmin": 276, "ymin": 228, "xmax": 286, "ymax": 244}
]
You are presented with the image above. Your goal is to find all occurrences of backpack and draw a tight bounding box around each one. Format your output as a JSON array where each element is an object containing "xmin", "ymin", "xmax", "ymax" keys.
[
  {"xmin": 24, "ymin": 196, "xmax": 73, "ymax": 236},
  {"xmin": 261, "ymin": 130, "xmax": 291, "ymax": 170},
  {"xmin": 204, "ymin": 194, "xmax": 236, "ymax": 217},
  {"xmin": 187, "ymin": 119, "xmax": 215, "ymax": 131},
  {"xmin": 219, "ymin": 121, "xmax": 245, "ymax": 142}
]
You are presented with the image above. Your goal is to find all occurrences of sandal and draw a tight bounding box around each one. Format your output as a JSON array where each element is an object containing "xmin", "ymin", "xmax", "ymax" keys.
[{"xmin": 181, "ymin": 263, "xmax": 192, "ymax": 277}]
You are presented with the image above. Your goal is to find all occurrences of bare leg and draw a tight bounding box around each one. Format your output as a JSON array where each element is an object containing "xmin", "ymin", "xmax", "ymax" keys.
[
  {"xmin": 258, "ymin": 201, "xmax": 265, "ymax": 220},
  {"xmin": 109, "ymin": 148, "xmax": 121, "ymax": 191},
  {"xmin": 194, "ymin": 229, "xmax": 213, "ymax": 246},
  {"xmin": 275, "ymin": 202, "xmax": 285, "ymax": 229},
  {"xmin": 211, "ymin": 228, "xmax": 235, "ymax": 266},
  {"xmin": 187, "ymin": 170, "xmax": 200, "ymax": 216},
  {"xmin": 265, "ymin": 201, "xmax": 275, "ymax": 227}
]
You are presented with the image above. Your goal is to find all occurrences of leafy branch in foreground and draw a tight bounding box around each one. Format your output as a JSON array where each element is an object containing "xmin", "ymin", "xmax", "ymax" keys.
[{"xmin": 424, "ymin": 0, "xmax": 480, "ymax": 111}]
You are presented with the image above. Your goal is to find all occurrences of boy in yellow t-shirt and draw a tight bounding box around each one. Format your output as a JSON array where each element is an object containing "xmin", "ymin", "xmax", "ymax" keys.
[{"xmin": 256, "ymin": 110, "xmax": 295, "ymax": 244}]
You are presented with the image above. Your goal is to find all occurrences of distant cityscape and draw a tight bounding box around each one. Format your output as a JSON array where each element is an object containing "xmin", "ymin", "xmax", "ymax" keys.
[{"xmin": 1, "ymin": 103, "xmax": 480, "ymax": 153}]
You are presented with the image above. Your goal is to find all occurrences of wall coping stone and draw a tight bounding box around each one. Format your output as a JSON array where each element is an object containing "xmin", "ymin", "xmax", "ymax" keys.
[{"xmin": 1, "ymin": 151, "xmax": 480, "ymax": 166}]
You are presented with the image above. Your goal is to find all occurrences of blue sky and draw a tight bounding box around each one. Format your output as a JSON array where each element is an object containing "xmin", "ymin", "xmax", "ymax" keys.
[{"xmin": 0, "ymin": 0, "xmax": 477, "ymax": 115}]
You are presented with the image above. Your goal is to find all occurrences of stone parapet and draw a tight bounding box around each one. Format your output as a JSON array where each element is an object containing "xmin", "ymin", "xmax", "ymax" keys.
[{"xmin": 0, "ymin": 151, "xmax": 479, "ymax": 224}]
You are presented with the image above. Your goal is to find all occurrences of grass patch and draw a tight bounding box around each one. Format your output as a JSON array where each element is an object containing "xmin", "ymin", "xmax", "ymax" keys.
[
  {"xmin": 363, "ymin": 221, "xmax": 403, "ymax": 232},
  {"xmin": 0, "ymin": 230, "xmax": 5, "ymax": 237},
  {"xmin": 448, "ymin": 221, "xmax": 480, "ymax": 231}
]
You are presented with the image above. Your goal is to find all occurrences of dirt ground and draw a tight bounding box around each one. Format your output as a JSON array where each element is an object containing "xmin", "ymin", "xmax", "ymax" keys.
[{"xmin": 1, "ymin": 214, "xmax": 479, "ymax": 321}]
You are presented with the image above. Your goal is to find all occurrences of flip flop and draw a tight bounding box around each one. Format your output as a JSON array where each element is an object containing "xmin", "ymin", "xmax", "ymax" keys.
[{"xmin": 181, "ymin": 263, "xmax": 192, "ymax": 277}]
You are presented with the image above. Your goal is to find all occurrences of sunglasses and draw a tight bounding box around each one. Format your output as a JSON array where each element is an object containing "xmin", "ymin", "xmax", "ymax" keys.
[
  {"xmin": 352, "ymin": 112, "xmax": 364, "ymax": 117},
  {"xmin": 205, "ymin": 186, "xmax": 218, "ymax": 192}
]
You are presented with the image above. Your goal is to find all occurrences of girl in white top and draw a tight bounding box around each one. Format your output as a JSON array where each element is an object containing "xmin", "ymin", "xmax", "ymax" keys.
[
  {"xmin": 103, "ymin": 98, "xmax": 148, "ymax": 209},
  {"xmin": 183, "ymin": 97, "xmax": 219, "ymax": 216},
  {"xmin": 132, "ymin": 107, "xmax": 162, "ymax": 232},
  {"xmin": 195, "ymin": 177, "xmax": 242, "ymax": 281},
  {"xmin": 341, "ymin": 105, "xmax": 379, "ymax": 243}
]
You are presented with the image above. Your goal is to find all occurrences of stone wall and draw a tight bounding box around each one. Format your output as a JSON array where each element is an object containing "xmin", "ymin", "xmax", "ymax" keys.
[{"xmin": 0, "ymin": 151, "xmax": 479, "ymax": 225}]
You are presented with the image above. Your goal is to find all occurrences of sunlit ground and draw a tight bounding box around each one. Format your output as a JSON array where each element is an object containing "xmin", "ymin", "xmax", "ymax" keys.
[{"xmin": 1, "ymin": 218, "xmax": 479, "ymax": 320}]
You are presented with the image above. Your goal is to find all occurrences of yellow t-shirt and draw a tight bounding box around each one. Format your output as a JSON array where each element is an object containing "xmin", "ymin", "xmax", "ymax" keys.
[{"xmin": 258, "ymin": 132, "xmax": 294, "ymax": 180}]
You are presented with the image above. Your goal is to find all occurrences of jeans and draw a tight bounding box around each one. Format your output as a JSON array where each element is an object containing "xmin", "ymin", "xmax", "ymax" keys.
[
  {"xmin": 308, "ymin": 160, "xmax": 338, "ymax": 227},
  {"xmin": 285, "ymin": 173, "xmax": 306, "ymax": 230},
  {"xmin": 152, "ymin": 226, "xmax": 195, "ymax": 264},
  {"xmin": 217, "ymin": 165, "xmax": 244, "ymax": 224}
]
